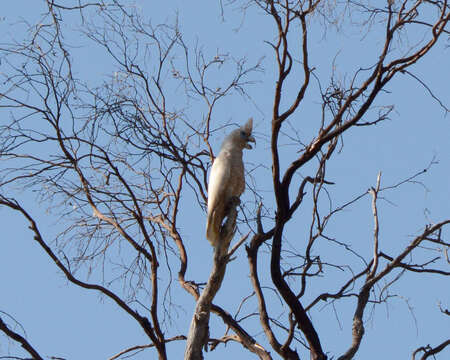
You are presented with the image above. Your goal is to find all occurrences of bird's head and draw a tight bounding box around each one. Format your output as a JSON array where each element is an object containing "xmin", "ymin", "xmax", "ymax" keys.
[{"xmin": 235, "ymin": 117, "xmax": 255, "ymax": 150}]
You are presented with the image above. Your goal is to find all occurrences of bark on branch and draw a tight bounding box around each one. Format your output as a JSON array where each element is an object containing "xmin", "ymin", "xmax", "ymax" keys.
[
  {"xmin": 0, "ymin": 316, "xmax": 43, "ymax": 360},
  {"xmin": 412, "ymin": 339, "xmax": 450, "ymax": 360},
  {"xmin": 338, "ymin": 219, "xmax": 450, "ymax": 360},
  {"xmin": 184, "ymin": 199, "xmax": 241, "ymax": 360}
]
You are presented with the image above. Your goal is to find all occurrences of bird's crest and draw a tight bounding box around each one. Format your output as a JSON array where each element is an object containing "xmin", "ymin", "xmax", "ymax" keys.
[{"xmin": 242, "ymin": 117, "xmax": 253, "ymax": 134}]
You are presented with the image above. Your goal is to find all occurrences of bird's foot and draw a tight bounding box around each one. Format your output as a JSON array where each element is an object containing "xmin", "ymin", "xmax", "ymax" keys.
[{"xmin": 229, "ymin": 196, "xmax": 241, "ymax": 208}]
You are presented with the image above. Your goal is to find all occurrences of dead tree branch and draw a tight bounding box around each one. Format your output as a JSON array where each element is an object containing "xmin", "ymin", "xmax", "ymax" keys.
[
  {"xmin": 0, "ymin": 317, "xmax": 43, "ymax": 360},
  {"xmin": 184, "ymin": 202, "xmax": 239, "ymax": 360}
]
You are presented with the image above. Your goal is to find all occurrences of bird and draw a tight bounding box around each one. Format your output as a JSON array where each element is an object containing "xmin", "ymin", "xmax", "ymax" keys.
[{"xmin": 206, "ymin": 118, "xmax": 255, "ymax": 246}]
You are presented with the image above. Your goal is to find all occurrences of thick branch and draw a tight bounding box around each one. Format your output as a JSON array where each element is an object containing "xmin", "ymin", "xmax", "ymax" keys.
[
  {"xmin": 210, "ymin": 304, "xmax": 272, "ymax": 360},
  {"xmin": 247, "ymin": 233, "xmax": 291, "ymax": 359},
  {"xmin": 412, "ymin": 339, "xmax": 450, "ymax": 360},
  {"xmin": 184, "ymin": 202, "xmax": 238, "ymax": 360},
  {"xmin": 163, "ymin": 207, "xmax": 270, "ymax": 359},
  {"xmin": 0, "ymin": 317, "xmax": 43, "ymax": 360},
  {"xmin": 271, "ymin": 222, "xmax": 326, "ymax": 360}
]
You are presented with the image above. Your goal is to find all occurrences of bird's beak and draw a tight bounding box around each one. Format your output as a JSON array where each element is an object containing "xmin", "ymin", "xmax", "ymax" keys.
[{"xmin": 245, "ymin": 135, "xmax": 256, "ymax": 149}]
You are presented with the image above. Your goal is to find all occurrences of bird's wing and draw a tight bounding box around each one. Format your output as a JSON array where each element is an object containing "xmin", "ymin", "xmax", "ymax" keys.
[
  {"xmin": 207, "ymin": 154, "xmax": 231, "ymax": 216},
  {"xmin": 206, "ymin": 153, "xmax": 231, "ymax": 244}
]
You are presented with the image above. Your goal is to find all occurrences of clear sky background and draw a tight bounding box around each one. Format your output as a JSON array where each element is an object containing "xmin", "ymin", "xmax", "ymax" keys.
[{"xmin": 1, "ymin": 1, "xmax": 449, "ymax": 359}]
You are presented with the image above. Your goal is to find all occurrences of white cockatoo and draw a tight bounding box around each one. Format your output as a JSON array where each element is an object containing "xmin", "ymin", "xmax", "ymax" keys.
[{"xmin": 206, "ymin": 118, "xmax": 255, "ymax": 246}]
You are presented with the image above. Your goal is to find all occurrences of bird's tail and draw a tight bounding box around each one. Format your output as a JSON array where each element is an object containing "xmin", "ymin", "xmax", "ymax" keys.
[{"xmin": 206, "ymin": 210, "xmax": 219, "ymax": 247}]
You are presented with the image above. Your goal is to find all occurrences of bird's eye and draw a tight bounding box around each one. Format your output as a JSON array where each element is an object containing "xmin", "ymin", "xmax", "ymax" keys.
[{"xmin": 240, "ymin": 130, "xmax": 246, "ymax": 137}]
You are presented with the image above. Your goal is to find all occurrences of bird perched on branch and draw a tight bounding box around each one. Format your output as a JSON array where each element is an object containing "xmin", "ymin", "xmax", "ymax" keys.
[{"xmin": 206, "ymin": 118, "xmax": 255, "ymax": 247}]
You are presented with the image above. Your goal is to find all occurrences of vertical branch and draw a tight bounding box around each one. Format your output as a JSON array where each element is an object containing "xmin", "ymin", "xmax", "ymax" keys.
[
  {"xmin": 339, "ymin": 219, "xmax": 450, "ymax": 360},
  {"xmin": 368, "ymin": 172, "xmax": 381, "ymax": 279},
  {"xmin": 151, "ymin": 211, "xmax": 271, "ymax": 359},
  {"xmin": 338, "ymin": 175, "xmax": 384, "ymax": 360},
  {"xmin": 271, "ymin": 221, "xmax": 326, "ymax": 360},
  {"xmin": 267, "ymin": 4, "xmax": 326, "ymax": 358},
  {"xmin": 184, "ymin": 202, "xmax": 239, "ymax": 360},
  {"xmin": 246, "ymin": 205, "xmax": 295, "ymax": 359}
]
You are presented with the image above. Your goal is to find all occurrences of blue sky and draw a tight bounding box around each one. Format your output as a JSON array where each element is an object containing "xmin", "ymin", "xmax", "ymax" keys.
[{"xmin": 1, "ymin": 1, "xmax": 449, "ymax": 359}]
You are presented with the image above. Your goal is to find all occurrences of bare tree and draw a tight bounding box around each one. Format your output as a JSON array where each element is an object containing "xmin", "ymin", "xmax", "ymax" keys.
[{"xmin": 0, "ymin": 1, "xmax": 449, "ymax": 360}]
